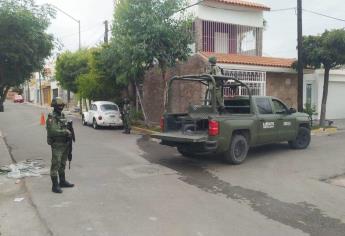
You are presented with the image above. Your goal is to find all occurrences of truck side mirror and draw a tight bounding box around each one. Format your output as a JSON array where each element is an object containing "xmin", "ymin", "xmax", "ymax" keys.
[{"xmin": 289, "ymin": 108, "xmax": 297, "ymax": 114}]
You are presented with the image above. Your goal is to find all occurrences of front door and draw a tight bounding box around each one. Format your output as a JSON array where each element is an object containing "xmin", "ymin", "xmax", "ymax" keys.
[
  {"xmin": 255, "ymin": 97, "xmax": 279, "ymax": 144},
  {"xmin": 272, "ymin": 99, "xmax": 297, "ymax": 141}
]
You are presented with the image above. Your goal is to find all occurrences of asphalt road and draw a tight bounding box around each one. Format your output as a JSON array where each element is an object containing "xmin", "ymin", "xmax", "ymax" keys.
[{"xmin": 1, "ymin": 102, "xmax": 345, "ymax": 236}]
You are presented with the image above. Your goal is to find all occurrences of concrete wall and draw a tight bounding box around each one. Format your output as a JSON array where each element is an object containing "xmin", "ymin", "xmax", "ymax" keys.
[
  {"xmin": 304, "ymin": 69, "xmax": 345, "ymax": 119},
  {"xmin": 266, "ymin": 72, "xmax": 298, "ymax": 108}
]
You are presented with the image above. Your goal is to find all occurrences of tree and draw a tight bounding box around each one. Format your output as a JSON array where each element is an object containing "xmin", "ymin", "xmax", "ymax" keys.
[
  {"xmin": 55, "ymin": 50, "xmax": 89, "ymax": 95},
  {"xmin": 55, "ymin": 49, "xmax": 89, "ymax": 110},
  {"xmin": 77, "ymin": 46, "xmax": 125, "ymax": 103},
  {"xmin": 0, "ymin": 0, "xmax": 55, "ymax": 112},
  {"xmin": 112, "ymin": 0, "xmax": 194, "ymax": 106},
  {"xmin": 302, "ymin": 29, "xmax": 345, "ymax": 126}
]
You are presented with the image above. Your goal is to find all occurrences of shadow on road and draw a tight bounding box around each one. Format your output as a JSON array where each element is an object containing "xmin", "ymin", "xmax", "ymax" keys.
[{"xmin": 137, "ymin": 136, "xmax": 345, "ymax": 236}]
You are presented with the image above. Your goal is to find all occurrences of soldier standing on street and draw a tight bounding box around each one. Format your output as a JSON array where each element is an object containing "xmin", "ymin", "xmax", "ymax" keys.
[
  {"xmin": 122, "ymin": 98, "xmax": 131, "ymax": 134},
  {"xmin": 46, "ymin": 97, "xmax": 74, "ymax": 194},
  {"xmin": 208, "ymin": 57, "xmax": 224, "ymax": 108}
]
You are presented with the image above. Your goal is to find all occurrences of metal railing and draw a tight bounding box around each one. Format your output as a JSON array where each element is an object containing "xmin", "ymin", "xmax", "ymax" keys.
[
  {"xmin": 201, "ymin": 20, "xmax": 263, "ymax": 56},
  {"xmin": 223, "ymin": 69, "xmax": 266, "ymax": 97}
]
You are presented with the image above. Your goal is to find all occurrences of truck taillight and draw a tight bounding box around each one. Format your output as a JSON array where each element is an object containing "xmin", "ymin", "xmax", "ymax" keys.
[
  {"xmin": 160, "ymin": 117, "xmax": 164, "ymax": 131},
  {"xmin": 208, "ymin": 120, "xmax": 219, "ymax": 136}
]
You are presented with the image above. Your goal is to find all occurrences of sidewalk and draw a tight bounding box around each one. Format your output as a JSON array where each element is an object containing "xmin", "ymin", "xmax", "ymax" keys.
[{"xmin": 0, "ymin": 131, "xmax": 50, "ymax": 236}]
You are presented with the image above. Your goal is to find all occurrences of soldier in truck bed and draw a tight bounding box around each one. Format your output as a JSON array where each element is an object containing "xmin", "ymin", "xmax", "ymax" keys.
[{"xmin": 207, "ymin": 56, "xmax": 224, "ymax": 109}]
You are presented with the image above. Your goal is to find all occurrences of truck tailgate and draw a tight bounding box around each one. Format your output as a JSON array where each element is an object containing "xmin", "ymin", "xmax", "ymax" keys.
[{"xmin": 151, "ymin": 132, "xmax": 208, "ymax": 143}]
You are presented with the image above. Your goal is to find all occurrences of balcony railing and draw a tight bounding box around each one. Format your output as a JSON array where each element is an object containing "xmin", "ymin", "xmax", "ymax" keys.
[{"xmin": 200, "ymin": 20, "xmax": 263, "ymax": 56}]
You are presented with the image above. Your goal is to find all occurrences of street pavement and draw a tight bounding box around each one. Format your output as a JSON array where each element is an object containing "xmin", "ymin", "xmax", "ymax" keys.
[{"xmin": 1, "ymin": 101, "xmax": 345, "ymax": 236}]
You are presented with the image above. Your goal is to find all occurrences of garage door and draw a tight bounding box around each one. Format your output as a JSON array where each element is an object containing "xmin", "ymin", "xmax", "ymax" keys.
[{"xmin": 326, "ymin": 82, "xmax": 345, "ymax": 119}]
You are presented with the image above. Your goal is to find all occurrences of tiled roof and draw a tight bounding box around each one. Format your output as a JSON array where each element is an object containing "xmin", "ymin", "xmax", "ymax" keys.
[
  {"xmin": 200, "ymin": 52, "xmax": 295, "ymax": 68},
  {"xmin": 209, "ymin": 0, "xmax": 270, "ymax": 11}
]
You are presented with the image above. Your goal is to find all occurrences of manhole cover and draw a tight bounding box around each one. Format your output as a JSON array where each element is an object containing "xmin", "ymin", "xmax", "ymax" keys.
[
  {"xmin": 119, "ymin": 164, "xmax": 177, "ymax": 179},
  {"xmin": 327, "ymin": 175, "xmax": 345, "ymax": 188}
]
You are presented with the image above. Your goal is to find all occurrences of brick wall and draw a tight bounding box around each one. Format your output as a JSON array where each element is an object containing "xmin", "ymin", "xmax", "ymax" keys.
[
  {"xmin": 266, "ymin": 72, "xmax": 298, "ymax": 108},
  {"xmin": 143, "ymin": 54, "xmax": 207, "ymax": 123},
  {"xmin": 143, "ymin": 56, "xmax": 298, "ymax": 123}
]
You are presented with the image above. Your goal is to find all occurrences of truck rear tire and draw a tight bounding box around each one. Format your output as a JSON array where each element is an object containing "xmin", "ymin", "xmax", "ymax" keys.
[
  {"xmin": 224, "ymin": 134, "xmax": 249, "ymax": 165},
  {"xmin": 289, "ymin": 127, "xmax": 311, "ymax": 149}
]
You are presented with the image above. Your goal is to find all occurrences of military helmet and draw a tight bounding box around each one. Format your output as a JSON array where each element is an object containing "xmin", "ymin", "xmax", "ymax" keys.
[
  {"xmin": 208, "ymin": 56, "xmax": 217, "ymax": 65},
  {"xmin": 51, "ymin": 97, "xmax": 65, "ymax": 107}
]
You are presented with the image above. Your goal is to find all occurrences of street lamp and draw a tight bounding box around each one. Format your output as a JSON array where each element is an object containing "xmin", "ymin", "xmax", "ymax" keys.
[
  {"xmin": 49, "ymin": 4, "xmax": 81, "ymax": 50},
  {"xmin": 48, "ymin": 4, "xmax": 81, "ymax": 108}
]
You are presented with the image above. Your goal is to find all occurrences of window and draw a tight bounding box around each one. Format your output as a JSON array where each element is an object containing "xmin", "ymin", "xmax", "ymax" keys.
[
  {"xmin": 272, "ymin": 100, "xmax": 288, "ymax": 114},
  {"xmin": 91, "ymin": 104, "xmax": 97, "ymax": 111},
  {"xmin": 224, "ymin": 99, "xmax": 250, "ymax": 114},
  {"xmin": 256, "ymin": 98, "xmax": 273, "ymax": 114},
  {"xmin": 100, "ymin": 104, "xmax": 118, "ymax": 111}
]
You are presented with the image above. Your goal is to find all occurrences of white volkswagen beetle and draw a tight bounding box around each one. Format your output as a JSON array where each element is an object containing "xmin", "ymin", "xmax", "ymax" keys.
[{"xmin": 82, "ymin": 101, "xmax": 123, "ymax": 129}]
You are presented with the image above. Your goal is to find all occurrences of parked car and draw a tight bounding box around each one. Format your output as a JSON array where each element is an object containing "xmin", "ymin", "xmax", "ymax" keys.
[
  {"xmin": 82, "ymin": 101, "xmax": 123, "ymax": 129},
  {"xmin": 14, "ymin": 95, "xmax": 24, "ymax": 103},
  {"xmin": 151, "ymin": 74, "xmax": 311, "ymax": 165}
]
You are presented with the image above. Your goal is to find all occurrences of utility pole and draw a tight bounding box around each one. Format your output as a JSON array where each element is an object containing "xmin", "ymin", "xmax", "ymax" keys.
[
  {"xmin": 104, "ymin": 20, "xmax": 109, "ymax": 44},
  {"xmin": 39, "ymin": 72, "xmax": 42, "ymax": 106},
  {"xmin": 297, "ymin": 0, "xmax": 304, "ymax": 112}
]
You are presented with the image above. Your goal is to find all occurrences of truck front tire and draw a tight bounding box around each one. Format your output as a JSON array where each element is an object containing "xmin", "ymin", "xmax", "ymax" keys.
[
  {"xmin": 224, "ymin": 134, "xmax": 249, "ymax": 165},
  {"xmin": 289, "ymin": 127, "xmax": 311, "ymax": 149}
]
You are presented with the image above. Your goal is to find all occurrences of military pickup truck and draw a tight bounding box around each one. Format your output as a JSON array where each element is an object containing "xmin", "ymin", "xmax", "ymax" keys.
[{"xmin": 151, "ymin": 74, "xmax": 311, "ymax": 164}]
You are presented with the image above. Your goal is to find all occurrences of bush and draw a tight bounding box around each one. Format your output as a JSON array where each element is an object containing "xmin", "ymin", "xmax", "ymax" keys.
[
  {"xmin": 303, "ymin": 103, "xmax": 317, "ymax": 126},
  {"xmin": 130, "ymin": 110, "xmax": 144, "ymax": 123}
]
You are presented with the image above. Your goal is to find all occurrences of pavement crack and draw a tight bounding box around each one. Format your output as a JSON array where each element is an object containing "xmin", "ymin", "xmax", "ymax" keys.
[{"xmin": 138, "ymin": 137, "xmax": 345, "ymax": 236}]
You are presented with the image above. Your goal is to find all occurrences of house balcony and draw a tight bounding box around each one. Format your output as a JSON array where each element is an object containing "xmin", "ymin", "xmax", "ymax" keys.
[{"xmin": 194, "ymin": 19, "xmax": 263, "ymax": 56}]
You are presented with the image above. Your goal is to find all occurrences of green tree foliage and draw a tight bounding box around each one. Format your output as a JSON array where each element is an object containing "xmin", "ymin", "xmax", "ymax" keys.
[
  {"xmin": 0, "ymin": 0, "xmax": 55, "ymax": 111},
  {"xmin": 77, "ymin": 46, "xmax": 125, "ymax": 103},
  {"xmin": 55, "ymin": 49, "xmax": 89, "ymax": 94},
  {"xmin": 302, "ymin": 29, "xmax": 345, "ymax": 126},
  {"xmin": 112, "ymin": 0, "xmax": 194, "ymax": 102}
]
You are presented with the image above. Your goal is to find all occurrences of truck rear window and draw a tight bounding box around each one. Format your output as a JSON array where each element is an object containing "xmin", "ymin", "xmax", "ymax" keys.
[{"xmin": 224, "ymin": 99, "xmax": 250, "ymax": 114}]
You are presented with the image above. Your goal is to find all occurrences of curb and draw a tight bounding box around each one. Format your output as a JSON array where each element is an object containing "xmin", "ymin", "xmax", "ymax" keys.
[
  {"xmin": 132, "ymin": 126, "xmax": 158, "ymax": 135},
  {"xmin": 311, "ymin": 127, "xmax": 337, "ymax": 135}
]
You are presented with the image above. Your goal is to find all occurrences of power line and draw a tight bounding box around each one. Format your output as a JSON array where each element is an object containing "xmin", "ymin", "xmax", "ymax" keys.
[
  {"xmin": 270, "ymin": 7, "xmax": 296, "ymax": 12},
  {"xmin": 58, "ymin": 22, "xmax": 104, "ymax": 39},
  {"xmin": 175, "ymin": 0, "xmax": 205, "ymax": 13},
  {"xmin": 303, "ymin": 9, "xmax": 345, "ymax": 23}
]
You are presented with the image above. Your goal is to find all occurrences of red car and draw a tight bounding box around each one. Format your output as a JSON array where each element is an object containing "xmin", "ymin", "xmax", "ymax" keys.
[{"xmin": 14, "ymin": 95, "xmax": 24, "ymax": 103}]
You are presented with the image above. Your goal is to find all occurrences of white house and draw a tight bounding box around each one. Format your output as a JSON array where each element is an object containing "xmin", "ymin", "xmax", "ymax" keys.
[
  {"xmin": 143, "ymin": 0, "xmax": 299, "ymax": 122},
  {"xmin": 304, "ymin": 69, "xmax": 345, "ymax": 120}
]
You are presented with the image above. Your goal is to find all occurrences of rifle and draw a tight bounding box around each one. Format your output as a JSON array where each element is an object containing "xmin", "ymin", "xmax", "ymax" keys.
[{"xmin": 66, "ymin": 120, "xmax": 75, "ymax": 169}]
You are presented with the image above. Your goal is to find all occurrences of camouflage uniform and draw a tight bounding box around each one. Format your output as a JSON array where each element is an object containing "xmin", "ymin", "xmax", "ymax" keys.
[
  {"xmin": 46, "ymin": 97, "xmax": 74, "ymax": 193},
  {"xmin": 122, "ymin": 99, "xmax": 131, "ymax": 134},
  {"xmin": 46, "ymin": 111, "xmax": 69, "ymax": 176},
  {"xmin": 208, "ymin": 57, "xmax": 224, "ymax": 108}
]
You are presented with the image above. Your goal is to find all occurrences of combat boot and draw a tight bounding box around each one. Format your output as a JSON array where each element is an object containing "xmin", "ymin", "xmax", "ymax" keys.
[
  {"xmin": 51, "ymin": 176, "xmax": 63, "ymax": 193},
  {"xmin": 59, "ymin": 173, "xmax": 74, "ymax": 188}
]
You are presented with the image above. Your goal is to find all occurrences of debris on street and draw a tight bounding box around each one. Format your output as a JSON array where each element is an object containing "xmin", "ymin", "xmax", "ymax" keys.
[
  {"xmin": 14, "ymin": 198, "xmax": 24, "ymax": 202},
  {"xmin": 1, "ymin": 159, "xmax": 47, "ymax": 179}
]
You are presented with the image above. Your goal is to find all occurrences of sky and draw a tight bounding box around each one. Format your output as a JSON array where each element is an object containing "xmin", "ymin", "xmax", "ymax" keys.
[{"xmin": 36, "ymin": 0, "xmax": 345, "ymax": 59}]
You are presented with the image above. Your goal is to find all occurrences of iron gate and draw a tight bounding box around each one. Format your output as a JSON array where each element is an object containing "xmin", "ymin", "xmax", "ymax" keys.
[{"xmin": 222, "ymin": 69, "xmax": 266, "ymax": 97}]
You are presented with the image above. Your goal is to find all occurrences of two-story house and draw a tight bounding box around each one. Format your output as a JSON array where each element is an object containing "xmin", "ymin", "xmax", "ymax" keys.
[{"xmin": 143, "ymin": 0, "xmax": 297, "ymax": 123}]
